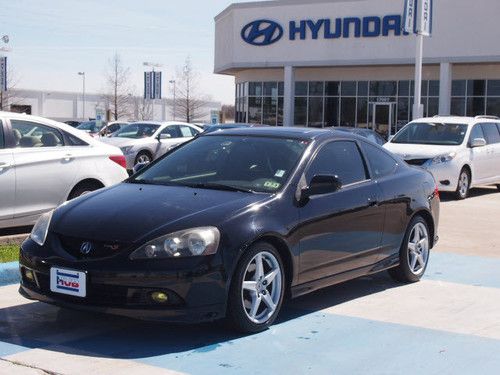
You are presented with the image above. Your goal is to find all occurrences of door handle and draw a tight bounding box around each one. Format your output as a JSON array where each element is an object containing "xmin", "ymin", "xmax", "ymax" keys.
[
  {"xmin": 62, "ymin": 154, "xmax": 74, "ymax": 161},
  {"xmin": 367, "ymin": 197, "xmax": 379, "ymax": 207}
]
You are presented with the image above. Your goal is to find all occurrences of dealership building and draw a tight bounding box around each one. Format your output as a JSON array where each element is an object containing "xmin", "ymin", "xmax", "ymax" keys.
[{"xmin": 215, "ymin": 0, "xmax": 500, "ymax": 138}]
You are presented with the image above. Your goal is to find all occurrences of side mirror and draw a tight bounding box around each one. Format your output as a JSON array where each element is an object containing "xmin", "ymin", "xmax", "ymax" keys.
[
  {"xmin": 132, "ymin": 162, "xmax": 149, "ymax": 174},
  {"xmin": 471, "ymin": 138, "xmax": 486, "ymax": 148},
  {"xmin": 158, "ymin": 133, "xmax": 171, "ymax": 141},
  {"xmin": 302, "ymin": 175, "xmax": 342, "ymax": 200}
]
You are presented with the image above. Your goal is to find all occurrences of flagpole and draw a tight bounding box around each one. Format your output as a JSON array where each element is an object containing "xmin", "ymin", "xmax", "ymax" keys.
[{"xmin": 413, "ymin": 32, "xmax": 424, "ymax": 120}]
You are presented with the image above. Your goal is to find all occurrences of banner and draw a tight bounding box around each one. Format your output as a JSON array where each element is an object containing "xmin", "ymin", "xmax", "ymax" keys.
[
  {"xmin": 403, "ymin": 0, "xmax": 416, "ymax": 34},
  {"xmin": 144, "ymin": 71, "xmax": 162, "ymax": 100},
  {"xmin": 417, "ymin": 0, "xmax": 433, "ymax": 36},
  {"xmin": 0, "ymin": 56, "xmax": 7, "ymax": 92}
]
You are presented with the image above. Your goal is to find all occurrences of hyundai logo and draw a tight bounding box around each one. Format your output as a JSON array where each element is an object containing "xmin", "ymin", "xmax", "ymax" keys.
[
  {"xmin": 241, "ymin": 19, "xmax": 283, "ymax": 46},
  {"xmin": 80, "ymin": 242, "xmax": 93, "ymax": 255}
]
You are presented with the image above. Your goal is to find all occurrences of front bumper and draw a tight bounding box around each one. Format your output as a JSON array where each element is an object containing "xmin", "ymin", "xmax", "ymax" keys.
[
  {"xmin": 424, "ymin": 162, "xmax": 461, "ymax": 192},
  {"xmin": 18, "ymin": 239, "xmax": 227, "ymax": 323}
]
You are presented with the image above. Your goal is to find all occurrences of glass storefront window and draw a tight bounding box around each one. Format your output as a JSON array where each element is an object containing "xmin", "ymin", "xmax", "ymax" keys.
[
  {"xmin": 325, "ymin": 82, "xmax": 340, "ymax": 96},
  {"xmin": 309, "ymin": 82, "xmax": 324, "ymax": 96},
  {"xmin": 294, "ymin": 97, "xmax": 307, "ymax": 126},
  {"xmin": 370, "ymin": 81, "xmax": 397, "ymax": 96},
  {"xmin": 427, "ymin": 98, "xmax": 439, "ymax": 117},
  {"xmin": 248, "ymin": 97, "xmax": 262, "ymax": 123},
  {"xmin": 295, "ymin": 82, "xmax": 308, "ymax": 96},
  {"xmin": 397, "ymin": 97, "xmax": 410, "ymax": 126},
  {"xmin": 452, "ymin": 80, "xmax": 466, "ymax": 96},
  {"xmin": 249, "ymin": 82, "xmax": 262, "ymax": 96},
  {"xmin": 341, "ymin": 81, "xmax": 356, "ymax": 96},
  {"xmin": 486, "ymin": 98, "xmax": 500, "ymax": 116},
  {"xmin": 466, "ymin": 97, "xmax": 485, "ymax": 116},
  {"xmin": 263, "ymin": 82, "xmax": 278, "ymax": 97},
  {"xmin": 308, "ymin": 97, "xmax": 324, "ymax": 127},
  {"xmin": 429, "ymin": 80, "xmax": 439, "ymax": 96},
  {"xmin": 451, "ymin": 97, "xmax": 466, "ymax": 116},
  {"xmin": 357, "ymin": 81, "xmax": 368, "ymax": 97},
  {"xmin": 278, "ymin": 82, "xmax": 284, "ymax": 96},
  {"xmin": 487, "ymin": 80, "xmax": 500, "ymax": 96},
  {"xmin": 398, "ymin": 81, "xmax": 410, "ymax": 96},
  {"xmin": 324, "ymin": 97, "xmax": 339, "ymax": 127},
  {"xmin": 277, "ymin": 97, "xmax": 284, "ymax": 126},
  {"xmin": 467, "ymin": 80, "xmax": 486, "ymax": 96},
  {"xmin": 340, "ymin": 98, "xmax": 356, "ymax": 126},
  {"xmin": 357, "ymin": 98, "xmax": 368, "ymax": 128},
  {"xmin": 263, "ymin": 97, "xmax": 278, "ymax": 125}
]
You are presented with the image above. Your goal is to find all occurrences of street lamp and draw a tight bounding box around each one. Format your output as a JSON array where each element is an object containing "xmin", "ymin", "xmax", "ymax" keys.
[
  {"xmin": 169, "ymin": 80, "xmax": 176, "ymax": 120},
  {"xmin": 78, "ymin": 72, "xmax": 85, "ymax": 120}
]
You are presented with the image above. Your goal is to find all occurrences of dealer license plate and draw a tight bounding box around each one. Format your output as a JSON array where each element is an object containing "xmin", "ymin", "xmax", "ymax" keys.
[{"xmin": 50, "ymin": 267, "xmax": 86, "ymax": 298}]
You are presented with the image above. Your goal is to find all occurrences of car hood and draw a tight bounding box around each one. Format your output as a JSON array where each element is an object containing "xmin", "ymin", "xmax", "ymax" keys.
[
  {"xmin": 51, "ymin": 183, "xmax": 270, "ymax": 244},
  {"xmin": 384, "ymin": 143, "xmax": 460, "ymax": 160}
]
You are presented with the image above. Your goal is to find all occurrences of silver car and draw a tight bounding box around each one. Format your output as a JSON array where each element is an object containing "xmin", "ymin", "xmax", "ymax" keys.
[{"xmin": 101, "ymin": 121, "xmax": 202, "ymax": 170}]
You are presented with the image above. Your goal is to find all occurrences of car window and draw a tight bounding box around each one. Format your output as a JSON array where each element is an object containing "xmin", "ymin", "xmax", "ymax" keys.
[
  {"xmin": 11, "ymin": 120, "xmax": 64, "ymax": 148},
  {"xmin": 113, "ymin": 123, "xmax": 160, "ymax": 138},
  {"xmin": 161, "ymin": 125, "xmax": 181, "ymax": 138},
  {"xmin": 480, "ymin": 123, "xmax": 500, "ymax": 144},
  {"xmin": 392, "ymin": 122, "xmax": 468, "ymax": 145},
  {"xmin": 306, "ymin": 141, "xmax": 368, "ymax": 186},
  {"xmin": 178, "ymin": 125, "xmax": 195, "ymax": 137},
  {"xmin": 0, "ymin": 120, "xmax": 4, "ymax": 148},
  {"xmin": 65, "ymin": 132, "xmax": 88, "ymax": 146},
  {"xmin": 469, "ymin": 124, "xmax": 485, "ymax": 143},
  {"xmin": 108, "ymin": 124, "xmax": 121, "ymax": 133},
  {"xmin": 360, "ymin": 141, "xmax": 398, "ymax": 178}
]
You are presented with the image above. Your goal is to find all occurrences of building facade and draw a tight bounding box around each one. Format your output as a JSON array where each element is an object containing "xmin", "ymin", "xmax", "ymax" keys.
[
  {"xmin": 215, "ymin": 0, "xmax": 500, "ymax": 138},
  {"xmin": 2, "ymin": 89, "xmax": 221, "ymax": 123}
]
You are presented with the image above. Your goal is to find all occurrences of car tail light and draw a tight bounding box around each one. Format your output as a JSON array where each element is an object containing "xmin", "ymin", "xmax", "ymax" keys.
[
  {"xmin": 434, "ymin": 185, "xmax": 440, "ymax": 200},
  {"xmin": 109, "ymin": 155, "xmax": 127, "ymax": 169}
]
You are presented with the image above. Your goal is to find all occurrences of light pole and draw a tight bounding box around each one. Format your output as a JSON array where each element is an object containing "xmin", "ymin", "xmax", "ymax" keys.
[
  {"xmin": 169, "ymin": 80, "xmax": 176, "ymax": 120},
  {"xmin": 143, "ymin": 62, "xmax": 163, "ymax": 121},
  {"xmin": 1, "ymin": 35, "xmax": 11, "ymax": 110},
  {"xmin": 78, "ymin": 72, "xmax": 85, "ymax": 120}
]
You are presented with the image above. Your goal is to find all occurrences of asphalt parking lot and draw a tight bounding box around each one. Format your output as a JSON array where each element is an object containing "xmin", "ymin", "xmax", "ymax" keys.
[{"xmin": 1, "ymin": 188, "xmax": 499, "ymax": 375}]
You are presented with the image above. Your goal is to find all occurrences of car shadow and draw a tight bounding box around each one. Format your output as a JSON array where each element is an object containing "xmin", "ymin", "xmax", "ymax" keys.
[
  {"xmin": 440, "ymin": 186, "xmax": 499, "ymax": 202},
  {"xmin": 0, "ymin": 272, "xmax": 404, "ymax": 360}
]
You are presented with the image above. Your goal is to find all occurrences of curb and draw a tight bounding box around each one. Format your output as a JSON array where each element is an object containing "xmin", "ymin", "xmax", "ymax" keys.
[
  {"xmin": 0, "ymin": 234, "xmax": 28, "ymax": 246},
  {"xmin": 0, "ymin": 261, "xmax": 20, "ymax": 287}
]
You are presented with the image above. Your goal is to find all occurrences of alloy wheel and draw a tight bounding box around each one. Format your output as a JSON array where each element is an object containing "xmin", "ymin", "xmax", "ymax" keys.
[
  {"xmin": 241, "ymin": 251, "xmax": 282, "ymax": 324},
  {"xmin": 136, "ymin": 154, "xmax": 151, "ymax": 165},
  {"xmin": 458, "ymin": 171, "xmax": 469, "ymax": 198},
  {"xmin": 407, "ymin": 222, "xmax": 429, "ymax": 276}
]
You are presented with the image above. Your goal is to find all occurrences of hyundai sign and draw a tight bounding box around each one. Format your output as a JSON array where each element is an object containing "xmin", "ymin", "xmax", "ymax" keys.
[{"xmin": 241, "ymin": 15, "xmax": 407, "ymax": 46}]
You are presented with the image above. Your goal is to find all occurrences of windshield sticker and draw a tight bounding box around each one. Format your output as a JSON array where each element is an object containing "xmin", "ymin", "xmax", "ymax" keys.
[
  {"xmin": 264, "ymin": 181, "xmax": 281, "ymax": 189},
  {"xmin": 275, "ymin": 170, "xmax": 286, "ymax": 178}
]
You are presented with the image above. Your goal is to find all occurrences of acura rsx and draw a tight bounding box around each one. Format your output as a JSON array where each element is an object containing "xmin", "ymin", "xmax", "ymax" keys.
[{"xmin": 19, "ymin": 127, "xmax": 439, "ymax": 333}]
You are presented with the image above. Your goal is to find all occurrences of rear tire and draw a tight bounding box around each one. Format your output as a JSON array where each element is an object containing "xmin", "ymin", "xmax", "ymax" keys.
[
  {"xmin": 454, "ymin": 168, "xmax": 470, "ymax": 200},
  {"xmin": 135, "ymin": 151, "xmax": 152, "ymax": 166},
  {"xmin": 388, "ymin": 216, "xmax": 430, "ymax": 283},
  {"xmin": 68, "ymin": 181, "xmax": 102, "ymax": 200},
  {"xmin": 226, "ymin": 242, "xmax": 285, "ymax": 333}
]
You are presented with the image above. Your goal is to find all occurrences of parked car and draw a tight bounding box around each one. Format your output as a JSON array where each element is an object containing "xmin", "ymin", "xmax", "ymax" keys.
[
  {"xmin": 385, "ymin": 115, "xmax": 500, "ymax": 199},
  {"xmin": 64, "ymin": 120, "xmax": 81, "ymax": 128},
  {"xmin": 98, "ymin": 121, "xmax": 129, "ymax": 137},
  {"xmin": 76, "ymin": 120, "xmax": 106, "ymax": 137},
  {"xmin": 101, "ymin": 121, "xmax": 202, "ymax": 170},
  {"xmin": 19, "ymin": 127, "xmax": 439, "ymax": 333},
  {"xmin": 331, "ymin": 126, "xmax": 386, "ymax": 145},
  {"xmin": 203, "ymin": 123, "xmax": 268, "ymax": 134},
  {"xmin": 0, "ymin": 111, "xmax": 128, "ymax": 229}
]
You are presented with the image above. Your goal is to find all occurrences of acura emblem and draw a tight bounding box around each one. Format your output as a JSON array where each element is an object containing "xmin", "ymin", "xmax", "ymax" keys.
[{"xmin": 80, "ymin": 242, "xmax": 93, "ymax": 255}]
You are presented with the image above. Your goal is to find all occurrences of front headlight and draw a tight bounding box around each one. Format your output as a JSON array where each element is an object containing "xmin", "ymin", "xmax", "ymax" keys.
[
  {"xmin": 430, "ymin": 152, "xmax": 457, "ymax": 165},
  {"xmin": 120, "ymin": 146, "xmax": 134, "ymax": 154},
  {"xmin": 130, "ymin": 227, "xmax": 220, "ymax": 259},
  {"xmin": 30, "ymin": 210, "xmax": 53, "ymax": 246}
]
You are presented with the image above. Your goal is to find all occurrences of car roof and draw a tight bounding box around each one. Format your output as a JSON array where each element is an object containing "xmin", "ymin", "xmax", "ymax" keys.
[
  {"xmin": 413, "ymin": 116, "xmax": 500, "ymax": 125},
  {"xmin": 203, "ymin": 126, "xmax": 360, "ymax": 141}
]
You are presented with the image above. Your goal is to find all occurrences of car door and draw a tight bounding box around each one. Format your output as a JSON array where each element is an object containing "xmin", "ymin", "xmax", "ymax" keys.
[
  {"xmin": 468, "ymin": 124, "xmax": 490, "ymax": 183},
  {"xmin": 297, "ymin": 140, "xmax": 385, "ymax": 284},
  {"xmin": 480, "ymin": 123, "xmax": 500, "ymax": 181},
  {"xmin": 0, "ymin": 119, "xmax": 15, "ymax": 227},
  {"xmin": 10, "ymin": 119, "xmax": 78, "ymax": 221}
]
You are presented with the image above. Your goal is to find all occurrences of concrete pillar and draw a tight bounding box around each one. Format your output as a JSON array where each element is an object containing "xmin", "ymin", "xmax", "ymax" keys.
[
  {"xmin": 283, "ymin": 66, "xmax": 295, "ymax": 127},
  {"xmin": 161, "ymin": 99, "xmax": 167, "ymax": 121},
  {"xmin": 439, "ymin": 62, "xmax": 452, "ymax": 115}
]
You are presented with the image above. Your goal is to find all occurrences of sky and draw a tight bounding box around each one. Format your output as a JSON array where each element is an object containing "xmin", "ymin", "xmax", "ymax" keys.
[{"xmin": 1, "ymin": 0, "xmax": 255, "ymax": 105}]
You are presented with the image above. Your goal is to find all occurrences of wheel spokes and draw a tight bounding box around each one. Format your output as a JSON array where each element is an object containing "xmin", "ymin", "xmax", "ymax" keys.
[
  {"xmin": 264, "ymin": 269, "xmax": 279, "ymax": 285},
  {"xmin": 243, "ymin": 281, "xmax": 257, "ymax": 291},
  {"xmin": 262, "ymin": 293, "xmax": 276, "ymax": 311},
  {"xmin": 254, "ymin": 254, "xmax": 264, "ymax": 281},
  {"xmin": 249, "ymin": 294, "xmax": 262, "ymax": 318}
]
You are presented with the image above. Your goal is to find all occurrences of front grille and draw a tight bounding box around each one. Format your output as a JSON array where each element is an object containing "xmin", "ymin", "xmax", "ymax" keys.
[
  {"xmin": 405, "ymin": 158, "xmax": 429, "ymax": 166},
  {"xmin": 57, "ymin": 234, "xmax": 132, "ymax": 260}
]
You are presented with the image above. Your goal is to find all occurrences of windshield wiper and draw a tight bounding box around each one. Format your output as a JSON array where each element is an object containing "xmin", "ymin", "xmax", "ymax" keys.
[{"xmin": 183, "ymin": 183, "xmax": 255, "ymax": 193}]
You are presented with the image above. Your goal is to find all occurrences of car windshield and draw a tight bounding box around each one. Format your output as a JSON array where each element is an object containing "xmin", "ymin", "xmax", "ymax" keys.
[
  {"xmin": 391, "ymin": 122, "xmax": 468, "ymax": 145},
  {"xmin": 77, "ymin": 121, "xmax": 103, "ymax": 132},
  {"xmin": 204, "ymin": 125, "xmax": 245, "ymax": 133},
  {"xmin": 113, "ymin": 123, "xmax": 160, "ymax": 139},
  {"xmin": 131, "ymin": 135, "xmax": 309, "ymax": 193}
]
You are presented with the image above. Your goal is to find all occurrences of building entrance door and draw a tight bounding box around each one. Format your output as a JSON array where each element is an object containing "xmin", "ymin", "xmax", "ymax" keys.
[{"xmin": 370, "ymin": 102, "xmax": 395, "ymax": 140}]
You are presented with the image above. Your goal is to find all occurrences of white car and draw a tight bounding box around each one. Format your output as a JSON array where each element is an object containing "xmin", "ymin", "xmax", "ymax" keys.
[
  {"xmin": 0, "ymin": 112, "xmax": 129, "ymax": 229},
  {"xmin": 384, "ymin": 115, "xmax": 500, "ymax": 199},
  {"xmin": 100, "ymin": 121, "xmax": 202, "ymax": 170}
]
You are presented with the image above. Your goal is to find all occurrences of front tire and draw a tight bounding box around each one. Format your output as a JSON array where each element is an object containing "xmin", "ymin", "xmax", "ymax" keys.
[
  {"xmin": 135, "ymin": 151, "xmax": 152, "ymax": 166},
  {"xmin": 226, "ymin": 242, "xmax": 285, "ymax": 333},
  {"xmin": 68, "ymin": 181, "xmax": 102, "ymax": 200},
  {"xmin": 388, "ymin": 216, "xmax": 430, "ymax": 283},
  {"xmin": 455, "ymin": 168, "xmax": 470, "ymax": 200}
]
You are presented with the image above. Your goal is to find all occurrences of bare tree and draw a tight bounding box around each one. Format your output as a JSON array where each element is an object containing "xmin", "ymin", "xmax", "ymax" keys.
[
  {"xmin": 221, "ymin": 104, "xmax": 235, "ymax": 122},
  {"xmin": 173, "ymin": 57, "xmax": 210, "ymax": 123},
  {"xmin": 103, "ymin": 53, "xmax": 133, "ymax": 120},
  {"xmin": 137, "ymin": 97, "xmax": 153, "ymax": 121},
  {"xmin": 0, "ymin": 66, "xmax": 23, "ymax": 111}
]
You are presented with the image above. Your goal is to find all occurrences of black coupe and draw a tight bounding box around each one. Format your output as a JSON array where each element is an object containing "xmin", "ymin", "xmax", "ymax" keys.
[{"xmin": 19, "ymin": 127, "xmax": 439, "ymax": 333}]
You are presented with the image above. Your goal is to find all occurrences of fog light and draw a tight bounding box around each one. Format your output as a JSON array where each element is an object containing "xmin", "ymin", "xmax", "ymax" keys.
[
  {"xmin": 151, "ymin": 291, "xmax": 169, "ymax": 303},
  {"xmin": 24, "ymin": 269, "xmax": 35, "ymax": 282}
]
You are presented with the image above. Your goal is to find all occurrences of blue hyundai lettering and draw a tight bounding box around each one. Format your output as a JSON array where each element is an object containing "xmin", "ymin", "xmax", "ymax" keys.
[{"xmin": 241, "ymin": 19, "xmax": 284, "ymax": 46}]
